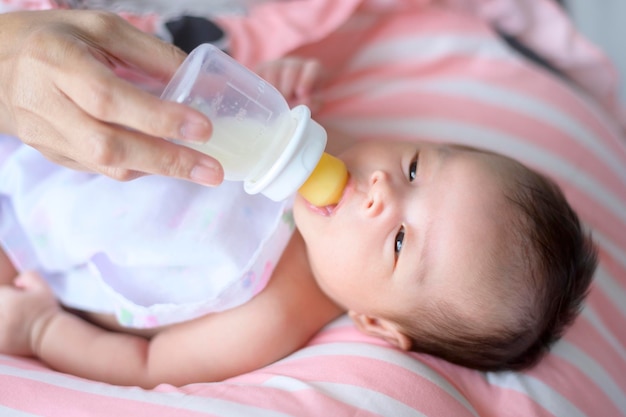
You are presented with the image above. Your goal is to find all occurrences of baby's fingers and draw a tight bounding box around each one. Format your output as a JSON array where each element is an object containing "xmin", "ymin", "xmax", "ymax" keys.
[
  {"xmin": 276, "ymin": 59, "xmax": 303, "ymax": 99},
  {"xmin": 256, "ymin": 61, "xmax": 283, "ymax": 93},
  {"xmin": 14, "ymin": 271, "xmax": 51, "ymax": 294},
  {"xmin": 294, "ymin": 59, "xmax": 323, "ymax": 97},
  {"xmin": 256, "ymin": 58, "xmax": 323, "ymax": 101}
]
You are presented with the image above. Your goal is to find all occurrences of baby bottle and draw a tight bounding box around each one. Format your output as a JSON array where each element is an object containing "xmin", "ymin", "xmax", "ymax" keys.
[{"xmin": 161, "ymin": 43, "xmax": 348, "ymax": 206}]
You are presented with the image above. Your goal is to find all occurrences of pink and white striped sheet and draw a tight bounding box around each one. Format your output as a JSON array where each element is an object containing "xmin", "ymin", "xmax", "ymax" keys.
[{"xmin": 1, "ymin": 1, "xmax": 625, "ymax": 416}]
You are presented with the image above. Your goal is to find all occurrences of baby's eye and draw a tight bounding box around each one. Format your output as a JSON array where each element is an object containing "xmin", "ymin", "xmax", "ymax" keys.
[
  {"xmin": 394, "ymin": 226, "xmax": 405, "ymax": 257},
  {"xmin": 408, "ymin": 154, "xmax": 419, "ymax": 182}
]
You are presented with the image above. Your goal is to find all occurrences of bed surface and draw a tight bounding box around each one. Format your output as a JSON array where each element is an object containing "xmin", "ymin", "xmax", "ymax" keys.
[{"xmin": 1, "ymin": 1, "xmax": 625, "ymax": 416}]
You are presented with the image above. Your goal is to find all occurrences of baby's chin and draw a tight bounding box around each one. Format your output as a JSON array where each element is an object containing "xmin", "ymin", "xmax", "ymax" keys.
[
  {"xmin": 291, "ymin": 198, "xmax": 324, "ymax": 247},
  {"xmin": 292, "ymin": 196, "xmax": 307, "ymax": 230}
]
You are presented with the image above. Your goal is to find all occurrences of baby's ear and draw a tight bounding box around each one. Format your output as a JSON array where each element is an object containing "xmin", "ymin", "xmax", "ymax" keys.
[{"xmin": 348, "ymin": 311, "xmax": 412, "ymax": 351}]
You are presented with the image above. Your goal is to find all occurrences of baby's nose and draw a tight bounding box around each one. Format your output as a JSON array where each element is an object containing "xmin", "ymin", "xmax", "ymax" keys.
[{"xmin": 365, "ymin": 170, "xmax": 389, "ymax": 217}]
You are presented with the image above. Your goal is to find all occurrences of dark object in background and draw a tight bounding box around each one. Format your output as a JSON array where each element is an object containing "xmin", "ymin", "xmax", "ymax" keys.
[
  {"xmin": 499, "ymin": 33, "xmax": 566, "ymax": 79},
  {"xmin": 165, "ymin": 15, "xmax": 228, "ymax": 54},
  {"xmin": 499, "ymin": 0, "xmax": 566, "ymax": 78},
  {"xmin": 165, "ymin": 0, "xmax": 566, "ymax": 79}
]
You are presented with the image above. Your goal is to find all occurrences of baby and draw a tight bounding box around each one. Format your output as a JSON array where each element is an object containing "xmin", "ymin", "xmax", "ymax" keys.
[{"xmin": 0, "ymin": 59, "xmax": 597, "ymax": 388}]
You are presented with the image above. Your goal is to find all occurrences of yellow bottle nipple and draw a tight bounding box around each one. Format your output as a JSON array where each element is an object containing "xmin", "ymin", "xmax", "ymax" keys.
[{"xmin": 298, "ymin": 152, "xmax": 349, "ymax": 207}]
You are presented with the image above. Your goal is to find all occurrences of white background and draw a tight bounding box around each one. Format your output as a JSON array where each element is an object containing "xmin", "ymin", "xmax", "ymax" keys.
[{"xmin": 565, "ymin": 0, "xmax": 626, "ymax": 101}]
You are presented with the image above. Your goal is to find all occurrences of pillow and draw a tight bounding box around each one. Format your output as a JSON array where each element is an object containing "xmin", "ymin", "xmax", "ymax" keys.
[{"xmin": 1, "ymin": 2, "xmax": 624, "ymax": 416}]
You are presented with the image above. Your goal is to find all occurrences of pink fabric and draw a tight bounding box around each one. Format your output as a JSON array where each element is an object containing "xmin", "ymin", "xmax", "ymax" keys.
[
  {"xmin": 2, "ymin": 0, "xmax": 622, "ymax": 132},
  {"xmin": 216, "ymin": 0, "xmax": 626, "ymax": 134},
  {"xmin": 471, "ymin": 0, "xmax": 625, "ymax": 132},
  {"xmin": 0, "ymin": 1, "xmax": 625, "ymax": 416},
  {"xmin": 0, "ymin": 0, "xmax": 55, "ymax": 10}
]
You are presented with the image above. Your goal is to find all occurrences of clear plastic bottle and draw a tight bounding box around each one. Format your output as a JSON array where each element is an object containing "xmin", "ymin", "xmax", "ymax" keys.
[{"xmin": 161, "ymin": 44, "xmax": 347, "ymax": 206}]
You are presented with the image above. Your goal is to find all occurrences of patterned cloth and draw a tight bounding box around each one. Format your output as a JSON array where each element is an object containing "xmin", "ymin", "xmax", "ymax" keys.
[{"xmin": 0, "ymin": 136, "xmax": 294, "ymax": 328}]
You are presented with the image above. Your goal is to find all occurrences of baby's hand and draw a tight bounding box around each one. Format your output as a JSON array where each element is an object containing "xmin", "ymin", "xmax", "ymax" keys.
[
  {"xmin": 256, "ymin": 58, "xmax": 324, "ymax": 113},
  {"xmin": 0, "ymin": 271, "xmax": 60, "ymax": 356}
]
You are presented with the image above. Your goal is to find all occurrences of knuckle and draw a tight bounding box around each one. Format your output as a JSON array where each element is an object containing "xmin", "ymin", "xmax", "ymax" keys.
[
  {"xmin": 149, "ymin": 108, "xmax": 181, "ymax": 138},
  {"xmin": 22, "ymin": 24, "xmax": 60, "ymax": 50},
  {"xmin": 105, "ymin": 168, "xmax": 137, "ymax": 182},
  {"xmin": 86, "ymin": 129, "xmax": 120, "ymax": 167},
  {"xmin": 16, "ymin": 30, "xmax": 60, "ymax": 73},
  {"xmin": 83, "ymin": 10, "xmax": 124, "ymax": 36},
  {"xmin": 303, "ymin": 59, "xmax": 322, "ymax": 76},
  {"xmin": 14, "ymin": 122, "xmax": 37, "ymax": 147},
  {"xmin": 142, "ymin": 99, "xmax": 189, "ymax": 139},
  {"xmin": 84, "ymin": 80, "xmax": 115, "ymax": 120},
  {"xmin": 159, "ymin": 149, "xmax": 185, "ymax": 176},
  {"xmin": 158, "ymin": 147, "xmax": 193, "ymax": 178},
  {"xmin": 307, "ymin": 58, "xmax": 321, "ymax": 68}
]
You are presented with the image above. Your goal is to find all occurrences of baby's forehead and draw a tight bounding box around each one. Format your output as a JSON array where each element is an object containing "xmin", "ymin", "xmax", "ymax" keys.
[
  {"xmin": 461, "ymin": 146, "xmax": 528, "ymax": 180},
  {"xmin": 420, "ymin": 238, "xmax": 528, "ymax": 325},
  {"xmin": 418, "ymin": 194, "xmax": 521, "ymax": 294}
]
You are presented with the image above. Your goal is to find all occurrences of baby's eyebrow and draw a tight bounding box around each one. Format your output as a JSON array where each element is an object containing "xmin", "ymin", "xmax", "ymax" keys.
[
  {"xmin": 412, "ymin": 216, "xmax": 431, "ymax": 285},
  {"xmin": 446, "ymin": 143, "xmax": 496, "ymax": 158},
  {"xmin": 399, "ymin": 211, "xmax": 431, "ymax": 285}
]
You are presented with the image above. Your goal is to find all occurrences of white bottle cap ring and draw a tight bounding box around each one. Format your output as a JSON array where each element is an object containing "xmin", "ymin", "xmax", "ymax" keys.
[{"xmin": 244, "ymin": 105, "xmax": 327, "ymax": 201}]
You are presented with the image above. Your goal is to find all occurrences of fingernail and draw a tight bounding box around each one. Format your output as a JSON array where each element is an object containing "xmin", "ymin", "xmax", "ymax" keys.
[
  {"xmin": 181, "ymin": 119, "xmax": 212, "ymax": 142},
  {"xmin": 190, "ymin": 160, "xmax": 222, "ymax": 186}
]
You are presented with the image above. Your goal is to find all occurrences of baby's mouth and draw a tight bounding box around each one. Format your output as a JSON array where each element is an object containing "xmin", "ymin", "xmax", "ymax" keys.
[
  {"xmin": 307, "ymin": 175, "xmax": 352, "ymax": 216},
  {"xmin": 308, "ymin": 202, "xmax": 338, "ymax": 216},
  {"xmin": 302, "ymin": 194, "xmax": 339, "ymax": 216}
]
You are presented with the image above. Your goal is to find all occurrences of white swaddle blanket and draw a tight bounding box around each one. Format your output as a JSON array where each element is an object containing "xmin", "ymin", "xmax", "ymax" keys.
[{"xmin": 0, "ymin": 135, "xmax": 294, "ymax": 328}]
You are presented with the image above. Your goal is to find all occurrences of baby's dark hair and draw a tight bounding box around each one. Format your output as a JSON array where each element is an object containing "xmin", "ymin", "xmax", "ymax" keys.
[{"xmin": 396, "ymin": 156, "xmax": 598, "ymax": 372}]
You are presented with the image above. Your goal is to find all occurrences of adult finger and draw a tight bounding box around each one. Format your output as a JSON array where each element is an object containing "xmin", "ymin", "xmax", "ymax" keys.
[
  {"xmin": 77, "ymin": 120, "xmax": 224, "ymax": 185},
  {"xmin": 30, "ymin": 92, "xmax": 223, "ymax": 185},
  {"xmin": 67, "ymin": 11, "xmax": 186, "ymax": 84},
  {"xmin": 54, "ymin": 51, "xmax": 212, "ymax": 144}
]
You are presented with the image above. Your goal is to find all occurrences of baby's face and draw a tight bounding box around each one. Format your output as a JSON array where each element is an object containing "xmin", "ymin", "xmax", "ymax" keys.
[{"xmin": 293, "ymin": 140, "xmax": 516, "ymax": 324}]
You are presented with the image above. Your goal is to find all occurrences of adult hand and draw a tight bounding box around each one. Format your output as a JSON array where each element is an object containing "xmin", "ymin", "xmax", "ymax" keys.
[{"xmin": 0, "ymin": 10, "xmax": 223, "ymax": 186}]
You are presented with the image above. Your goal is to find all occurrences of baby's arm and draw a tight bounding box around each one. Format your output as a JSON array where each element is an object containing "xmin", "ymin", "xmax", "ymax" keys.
[
  {"xmin": 0, "ymin": 236, "xmax": 340, "ymax": 387},
  {"xmin": 31, "ymin": 295, "xmax": 303, "ymax": 387},
  {"xmin": 0, "ymin": 271, "xmax": 299, "ymax": 387},
  {"xmin": 0, "ymin": 272, "xmax": 59, "ymax": 357},
  {"xmin": 0, "ymin": 271, "xmax": 150, "ymax": 381}
]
